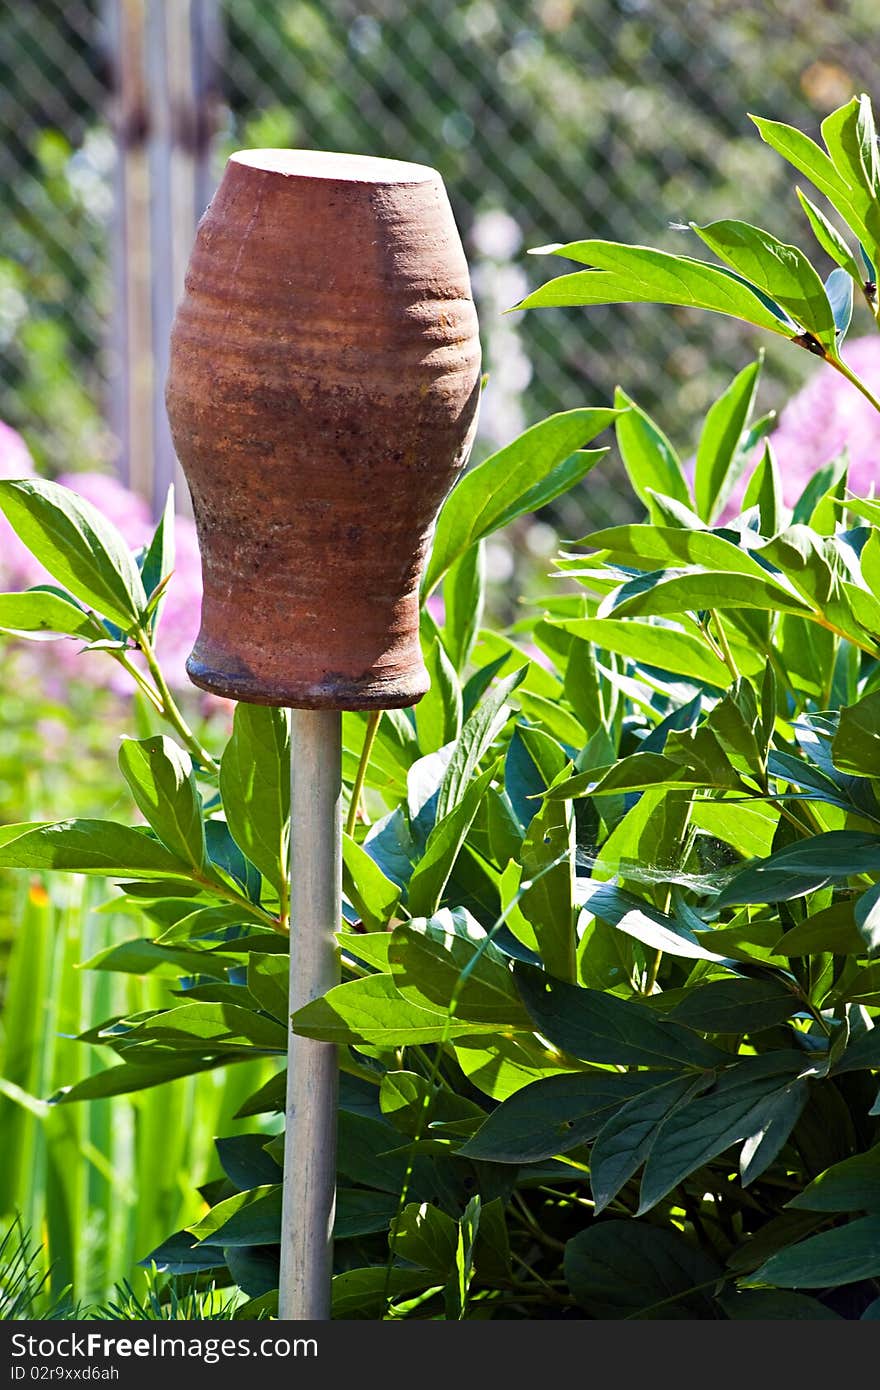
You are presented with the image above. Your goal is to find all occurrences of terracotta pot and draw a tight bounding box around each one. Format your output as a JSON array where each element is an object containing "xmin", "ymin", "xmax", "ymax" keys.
[{"xmin": 166, "ymin": 149, "xmax": 481, "ymax": 709}]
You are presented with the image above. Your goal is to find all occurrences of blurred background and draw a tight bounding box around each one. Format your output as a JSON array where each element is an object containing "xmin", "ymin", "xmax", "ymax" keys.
[
  {"xmin": 2, "ymin": 0, "xmax": 880, "ymax": 1307},
  {"xmin": 2, "ymin": 1, "xmax": 879, "ymax": 516}
]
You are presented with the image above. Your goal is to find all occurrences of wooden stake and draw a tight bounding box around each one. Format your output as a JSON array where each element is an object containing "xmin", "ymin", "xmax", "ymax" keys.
[{"xmin": 278, "ymin": 709, "xmax": 342, "ymax": 1320}]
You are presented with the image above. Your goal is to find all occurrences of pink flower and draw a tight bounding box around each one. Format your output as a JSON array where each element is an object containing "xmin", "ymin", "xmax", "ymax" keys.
[
  {"xmin": 0, "ymin": 440, "xmax": 208, "ymax": 698},
  {"xmin": 425, "ymin": 591, "xmax": 445, "ymax": 627},
  {"xmin": 0, "ymin": 423, "xmax": 44, "ymax": 590},
  {"xmin": 771, "ymin": 335, "xmax": 880, "ymax": 504}
]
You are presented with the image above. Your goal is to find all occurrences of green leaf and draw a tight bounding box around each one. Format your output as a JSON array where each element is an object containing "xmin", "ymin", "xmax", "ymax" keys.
[
  {"xmin": 424, "ymin": 408, "xmax": 616, "ymax": 595},
  {"xmin": 435, "ymin": 667, "xmax": 525, "ymax": 821},
  {"xmin": 80, "ymin": 936, "xmax": 240, "ymax": 979},
  {"xmin": 140, "ymin": 1231, "xmax": 228, "ymax": 1277},
  {"xmin": 855, "ymin": 883, "xmax": 880, "ymax": 956},
  {"xmin": 720, "ymin": 1290, "xmax": 840, "ymax": 1319},
  {"xmin": 691, "ymin": 220, "xmax": 836, "ymax": 348},
  {"xmin": 140, "ymin": 484, "xmax": 175, "ymax": 632},
  {"xmin": 747, "ymin": 1215, "xmax": 880, "ymax": 1289},
  {"xmin": 50, "ymin": 1053, "xmax": 230, "ymax": 1103},
  {"xmin": 414, "ymin": 634, "xmax": 462, "ymax": 753},
  {"xmin": 442, "ymin": 541, "xmax": 485, "ymax": 674},
  {"xmin": 220, "ymin": 705, "xmax": 290, "ymax": 894},
  {"xmin": 694, "ymin": 358, "xmax": 762, "ymax": 523},
  {"xmin": 461, "ymin": 1070, "xmax": 670, "ymax": 1165},
  {"xmin": 715, "ymin": 830, "xmax": 880, "ymax": 907},
  {"xmin": 796, "ymin": 187, "xmax": 864, "ymax": 282},
  {"xmin": 774, "ymin": 901, "xmax": 864, "ymax": 956},
  {"xmin": 407, "ymin": 766, "xmax": 495, "ymax": 916},
  {"xmin": 564, "ymin": 1221, "xmax": 723, "ymax": 1318},
  {"xmin": 388, "ymin": 912, "xmax": 530, "ymax": 1027},
  {"xmin": 579, "ymin": 882, "xmax": 726, "ymax": 963},
  {"xmin": 128, "ymin": 1001, "xmax": 287, "ymax": 1051},
  {"xmin": 637, "ymin": 1053, "xmax": 806, "ymax": 1213},
  {"xmin": 342, "ymin": 833, "xmax": 400, "ymax": 932},
  {"xmin": 215, "ymin": 1134, "xmax": 282, "ymax": 1191},
  {"xmin": 517, "ymin": 793, "xmax": 576, "ymax": 982},
  {"xmin": 604, "ymin": 568, "xmax": 811, "ymax": 622},
  {"xmin": 233, "ymin": 1070, "xmax": 286, "ymax": 1118},
  {"xmin": 520, "ymin": 240, "xmax": 793, "ymax": 337},
  {"xmin": 612, "ymin": 389, "xmax": 690, "ymax": 514},
  {"xmin": 380, "ymin": 1069, "xmax": 484, "ymax": 1138},
  {"xmin": 832, "ymin": 689, "xmax": 880, "ymax": 777},
  {"xmin": 188, "ymin": 1184, "xmax": 282, "ymax": 1246},
  {"xmin": 0, "ymin": 589, "xmax": 94, "ymax": 639},
  {"xmin": 752, "ymin": 111, "xmax": 878, "ymax": 256},
  {"xmin": 551, "ymin": 617, "xmax": 728, "ymax": 686},
  {"xmin": 825, "ymin": 268, "xmax": 853, "ymax": 341},
  {"xmin": 0, "ymin": 478, "xmax": 148, "ymax": 628},
  {"xmin": 835, "ymin": 1026, "xmax": 880, "ymax": 1074},
  {"xmin": 590, "ymin": 1074, "xmax": 709, "ymax": 1214},
  {"xmin": 118, "ymin": 735, "xmax": 206, "ymax": 870},
  {"xmin": 291, "ymin": 972, "xmax": 499, "ymax": 1046},
  {"xmin": 334, "ymin": 1189, "xmax": 403, "ymax": 1239},
  {"xmin": 331, "ymin": 1268, "xmax": 433, "ymax": 1319},
  {"xmin": 0, "ymin": 819, "xmax": 196, "ymax": 880},
  {"xmin": 514, "ymin": 963, "xmax": 726, "ymax": 1070},
  {"xmin": 739, "ymin": 1079, "xmax": 810, "ymax": 1185},
  {"xmin": 453, "ymin": 1032, "xmax": 585, "ymax": 1101},
  {"xmin": 691, "ymin": 798, "xmax": 778, "ymax": 860},
  {"xmin": 245, "ymin": 953, "xmax": 288, "ymax": 1022},
  {"xmin": 389, "ymin": 1201, "xmax": 458, "ymax": 1277},
  {"xmin": 451, "ymin": 1195, "xmax": 480, "ymax": 1318},
  {"xmin": 584, "ymin": 522, "xmax": 779, "ymax": 580},
  {"xmin": 667, "ymin": 978, "xmax": 801, "ymax": 1034},
  {"xmin": 823, "ymin": 95, "xmax": 880, "ymax": 212},
  {"xmin": 742, "ymin": 443, "xmax": 783, "ymax": 538},
  {"xmin": 338, "ymin": 930, "xmax": 394, "ymax": 973},
  {"xmin": 789, "ymin": 1146, "xmax": 880, "ymax": 1213}
]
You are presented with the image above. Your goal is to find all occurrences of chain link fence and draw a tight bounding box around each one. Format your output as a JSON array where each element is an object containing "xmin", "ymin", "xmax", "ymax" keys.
[{"xmin": 1, "ymin": 0, "xmax": 878, "ymax": 546}]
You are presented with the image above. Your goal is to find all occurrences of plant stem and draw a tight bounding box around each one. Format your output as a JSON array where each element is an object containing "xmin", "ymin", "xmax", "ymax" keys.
[
  {"xmin": 109, "ymin": 647, "xmax": 165, "ymax": 714},
  {"xmin": 830, "ymin": 353, "xmax": 880, "ymax": 418},
  {"xmin": 191, "ymin": 869, "xmax": 283, "ymax": 932},
  {"xmin": 709, "ymin": 611, "xmax": 740, "ymax": 682},
  {"xmin": 137, "ymin": 629, "xmax": 220, "ymax": 773},
  {"xmin": 644, "ymin": 948, "xmax": 663, "ymax": 994},
  {"xmin": 512, "ymin": 1192, "xmax": 566, "ymax": 1253},
  {"xmin": 345, "ymin": 709, "xmax": 382, "ymax": 837}
]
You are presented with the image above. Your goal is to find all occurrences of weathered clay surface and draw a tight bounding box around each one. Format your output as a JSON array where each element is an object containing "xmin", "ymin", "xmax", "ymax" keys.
[{"xmin": 166, "ymin": 149, "xmax": 481, "ymax": 708}]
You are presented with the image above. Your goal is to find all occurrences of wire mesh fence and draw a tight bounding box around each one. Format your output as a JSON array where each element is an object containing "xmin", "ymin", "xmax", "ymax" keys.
[{"xmin": 1, "ymin": 0, "xmax": 878, "ymax": 540}]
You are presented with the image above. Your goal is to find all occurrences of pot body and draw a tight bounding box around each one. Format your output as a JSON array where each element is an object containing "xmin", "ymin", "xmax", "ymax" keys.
[{"xmin": 166, "ymin": 149, "xmax": 481, "ymax": 708}]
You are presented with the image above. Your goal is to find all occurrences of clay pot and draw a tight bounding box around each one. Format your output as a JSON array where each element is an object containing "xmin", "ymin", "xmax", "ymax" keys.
[{"xmin": 166, "ymin": 149, "xmax": 481, "ymax": 709}]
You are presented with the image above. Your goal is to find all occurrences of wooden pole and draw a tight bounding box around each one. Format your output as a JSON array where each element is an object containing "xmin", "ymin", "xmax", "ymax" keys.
[
  {"xmin": 278, "ymin": 710, "xmax": 342, "ymax": 1320},
  {"xmin": 108, "ymin": 0, "xmax": 220, "ymax": 516}
]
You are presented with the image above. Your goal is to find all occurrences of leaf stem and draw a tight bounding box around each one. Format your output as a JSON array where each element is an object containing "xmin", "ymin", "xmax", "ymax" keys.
[
  {"xmin": 345, "ymin": 709, "xmax": 382, "ymax": 837},
  {"xmin": 709, "ymin": 612, "xmax": 740, "ymax": 682},
  {"xmin": 830, "ymin": 353, "xmax": 880, "ymax": 418},
  {"xmin": 191, "ymin": 868, "xmax": 283, "ymax": 933},
  {"xmin": 512, "ymin": 1192, "xmax": 566, "ymax": 1253},
  {"xmin": 136, "ymin": 629, "xmax": 220, "ymax": 773}
]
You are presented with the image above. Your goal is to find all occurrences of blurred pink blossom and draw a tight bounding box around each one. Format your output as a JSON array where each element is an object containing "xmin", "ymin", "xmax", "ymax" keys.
[
  {"xmin": 0, "ymin": 424, "xmax": 207, "ymax": 698},
  {"xmin": 0, "ymin": 422, "xmax": 44, "ymax": 589},
  {"xmin": 770, "ymin": 336, "xmax": 880, "ymax": 501}
]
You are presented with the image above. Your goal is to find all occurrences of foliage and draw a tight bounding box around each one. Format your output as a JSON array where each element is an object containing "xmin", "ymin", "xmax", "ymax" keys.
[
  {"xmin": 522, "ymin": 92, "xmax": 880, "ymax": 415},
  {"xmin": 5, "ymin": 1, "xmax": 880, "ymax": 481},
  {"xmin": 0, "ymin": 1218, "xmax": 77, "ymax": 1320},
  {"xmin": 2, "ymin": 383, "xmax": 880, "ymax": 1319},
  {"xmin": 0, "ymin": 1220, "xmax": 248, "ymax": 1320},
  {"xmin": 7, "ymin": 90, "xmax": 880, "ymax": 1319}
]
